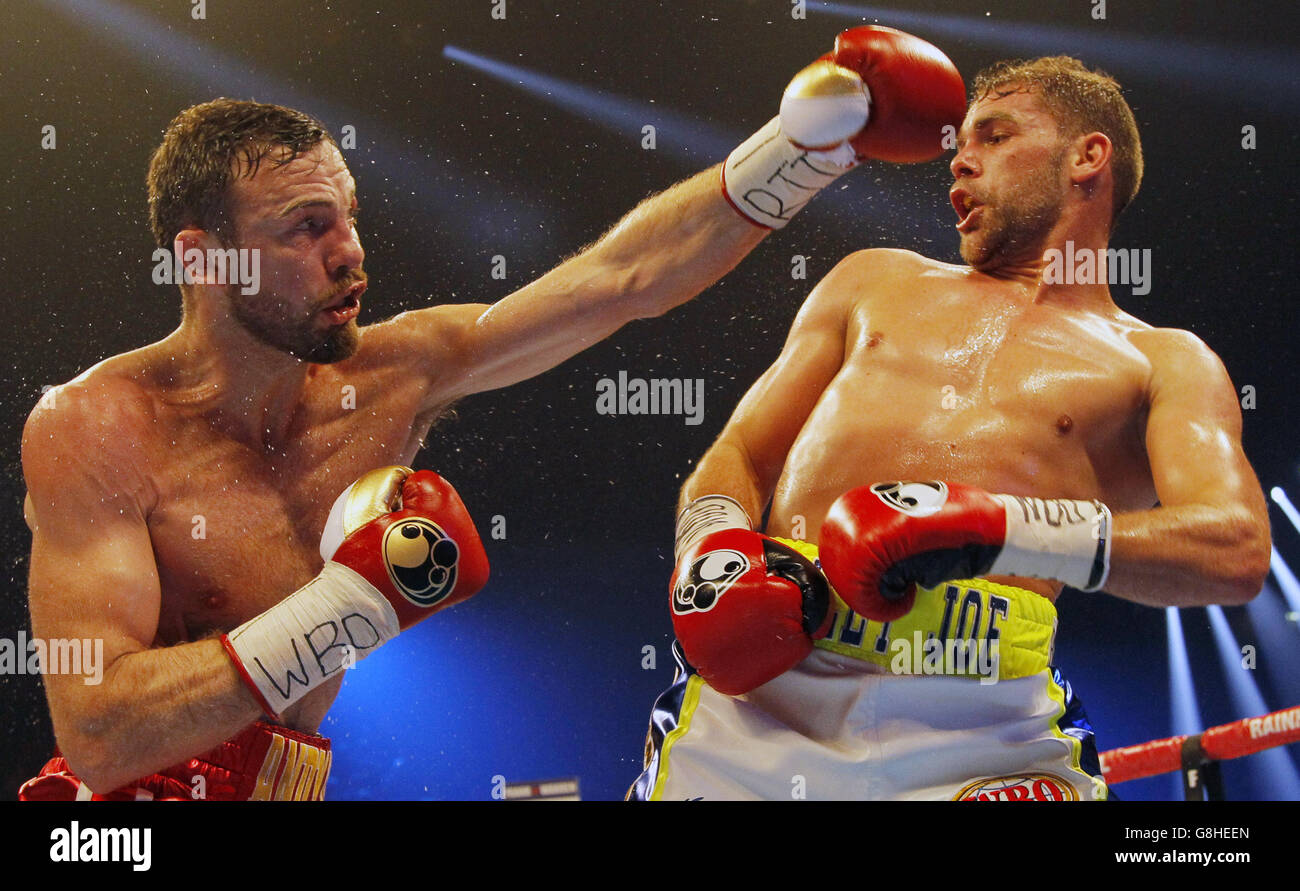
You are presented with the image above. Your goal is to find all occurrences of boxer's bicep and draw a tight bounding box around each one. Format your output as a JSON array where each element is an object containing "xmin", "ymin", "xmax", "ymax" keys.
[
  {"xmin": 379, "ymin": 304, "xmax": 490, "ymax": 409},
  {"xmin": 1143, "ymin": 330, "xmax": 1266, "ymax": 518},
  {"xmin": 28, "ymin": 509, "xmax": 163, "ymax": 729},
  {"xmin": 711, "ymin": 269, "xmax": 855, "ymax": 498},
  {"xmin": 22, "ymin": 396, "xmax": 163, "ymax": 719},
  {"xmin": 1101, "ymin": 330, "xmax": 1271, "ymax": 605},
  {"xmin": 27, "ymin": 503, "xmax": 161, "ymax": 661}
]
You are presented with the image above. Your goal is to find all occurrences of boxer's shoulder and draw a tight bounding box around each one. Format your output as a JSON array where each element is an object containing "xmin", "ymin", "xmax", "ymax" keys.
[
  {"xmin": 24, "ymin": 355, "xmax": 159, "ymax": 456},
  {"xmin": 1128, "ymin": 325, "xmax": 1235, "ymax": 402},
  {"xmin": 817, "ymin": 249, "xmax": 965, "ymax": 308},
  {"xmin": 21, "ymin": 357, "xmax": 159, "ymax": 520},
  {"xmin": 1127, "ymin": 323, "xmax": 1212, "ymax": 361},
  {"xmin": 798, "ymin": 249, "xmax": 927, "ymax": 316},
  {"xmin": 352, "ymin": 304, "xmax": 490, "ymax": 384},
  {"xmin": 824, "ymin": 247, "xmax": 940, "ymax": 283},
  {"xmin": 361, "ymin": 304, "xmax": 486, "ymax": 351}
]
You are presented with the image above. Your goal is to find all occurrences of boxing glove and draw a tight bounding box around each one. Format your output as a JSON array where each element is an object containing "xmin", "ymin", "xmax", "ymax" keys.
[
  {"xmin": 819, "ymin": 481, "xmax": 1111, "ymax": 621},
  {"xmin": 824, "ymin": 25, "xmax": 970, "ymax": 163},
  {"xmin": 672, "ymin": 528, "xmax": 832, "ymax": 696},
  {"xmin": 223, "ymin": 466, "xmax": 489, "ymax": 716},
  {"xmin": 724, "ymin": 25, "xmax": 966, "ymax": 229}
]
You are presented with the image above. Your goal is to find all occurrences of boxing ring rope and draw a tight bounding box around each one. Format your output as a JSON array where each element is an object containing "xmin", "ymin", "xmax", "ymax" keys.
[{"xmin": 1100, "ymin": 704, "xmax": 1300, "ymax": 798}]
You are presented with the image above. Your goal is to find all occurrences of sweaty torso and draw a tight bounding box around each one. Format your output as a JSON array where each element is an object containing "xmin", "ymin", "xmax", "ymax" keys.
[
  {"xmin": 115, "ymin": 324, "xmax": 444, "ymax": 731},
  {"xmin": 768, "ymin": 254, "xmax": 1160, "ymax": 601}
]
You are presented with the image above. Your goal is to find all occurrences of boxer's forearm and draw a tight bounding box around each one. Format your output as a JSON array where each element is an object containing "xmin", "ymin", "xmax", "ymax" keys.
[
  {"xmin": 443, "ymin": 167, "xmax": 767, "ymax": 396},
  {"xmin": 581, "ymin": 164, "xmax": 767, "ymax": 319},
  {"xmin": 1100, "ymin": 504, "xmax": 1270, "ymax": 607},
  {"xmin": 55, "ymin": 638, "xmax": 262, "ymax": 794},
  {"xmin": 679, "ymin": 439, "xmax": 768, "ymax": 529}
]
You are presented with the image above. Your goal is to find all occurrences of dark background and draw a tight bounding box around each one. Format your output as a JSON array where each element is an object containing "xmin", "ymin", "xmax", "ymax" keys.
[{"xmin": 1, "ymin": 0, "xmax": 1297, "ymax": 801}]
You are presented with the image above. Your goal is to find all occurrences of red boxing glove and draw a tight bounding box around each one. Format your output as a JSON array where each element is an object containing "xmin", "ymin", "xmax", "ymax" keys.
[
  {"xmin": 671, "ymin": 529, "xmax": 832, "ymax": 696},
  {"xmin": 819, "ymin": 481, "xmax": 1112, "ymax": 622},
  {"xmin": 830, "ymin": 26, "xmax": 968, "ymax": 163},
  {"xmin": 329, "ymin": 469, "xmax": 490, "ymax": 627},
  {"xmin": 726, "ymin": 25, "xmax": 965, "ymax": 229},
  {"xmin": 223, "ymin": 467, "xmax": 490, "ymax": 716}
]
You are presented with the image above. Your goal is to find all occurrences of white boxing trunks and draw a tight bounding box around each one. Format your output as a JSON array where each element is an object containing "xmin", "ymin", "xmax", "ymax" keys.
[{"xmin": 629, "ymin": 539, "xmax": 1109, "ymax": 801}]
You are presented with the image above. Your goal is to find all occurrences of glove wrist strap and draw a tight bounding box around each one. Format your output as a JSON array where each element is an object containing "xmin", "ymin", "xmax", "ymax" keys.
[
  {"xmin": 223, "ymin": 561, "xmax": 402, "ymax": 716},
  {"xmin": 987, "ymin": 495, "xmax": 1113, "ymax": 592},
  {"xmin": 675, "ymin": 495, "xmax": 753, "ymax": 561},
  {"xmin": 721, "ymin": 117, "xmax": 856, "ymax": 229}
]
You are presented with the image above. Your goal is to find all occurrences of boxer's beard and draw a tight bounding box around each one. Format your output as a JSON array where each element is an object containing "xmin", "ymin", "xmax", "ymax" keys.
[
  {"xmin": 228, "ymin": 277, "xmax": 362, "ymax": 364},
  {"xmin": 961, "ymin": 145, "xmax": 1069, "ymax": 271}
]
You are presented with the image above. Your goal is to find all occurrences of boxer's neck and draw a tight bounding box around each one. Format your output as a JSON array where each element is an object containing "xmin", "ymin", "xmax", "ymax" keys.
[
  {"xmin": 977, "ymin": 203, "xmax": 1119, "ymax": 312},
  {"xmin": 156, "ymin": 316, "xmax": 312, "ymax": 452}
]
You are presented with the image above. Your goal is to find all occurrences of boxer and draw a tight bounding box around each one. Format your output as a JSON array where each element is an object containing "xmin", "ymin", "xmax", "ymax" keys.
[
  {"xmin": 21, "ymin": 465, "xmax": 488, "ymax": 800},
  {"xmin": 20, "ymin": 25, "xmax": 963, "ymax": 799},
  {"xmin": 632, "ymin": 49, "xmax": 1270, "ymax": 800}
]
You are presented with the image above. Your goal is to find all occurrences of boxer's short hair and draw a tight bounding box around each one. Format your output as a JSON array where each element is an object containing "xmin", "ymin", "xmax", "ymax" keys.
[
  {"xmin": 147, "ymin": 98, "xmax": 335, "ymax": 249},
  {"xmin": 971, "ymin": 57, "xmax": 1143, "ymax": 226}
]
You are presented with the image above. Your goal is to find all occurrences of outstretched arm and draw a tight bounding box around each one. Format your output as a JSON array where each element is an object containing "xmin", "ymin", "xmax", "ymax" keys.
[
  {"xmin": 422, "ymin": 165, "xmax": 768, "ymax": 403},
  {"xmin": 392, "ymin": 25, "xmax": 965, "ymax": 410}
]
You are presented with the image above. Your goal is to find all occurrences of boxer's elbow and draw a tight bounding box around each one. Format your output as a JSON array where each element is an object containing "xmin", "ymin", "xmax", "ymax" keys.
[
  {"xmin": 611, "ymin": 257, "xmax": 680, "ymax": 320},
  {"xmin": 1226, "ymin": 554, "xmax": 1270, "ymax": 606},
  {"xmin": 55, "ymin": 702, "xmax": 142, "ymax": 794},
  {"xmin": 58, "ymin": 732, "xmax": 131, "ymax": 795},
  {"xmin": 567, "ymin": 254, "xmax": 659, "ymax": 323},
  {"xmin": 615, "ymin": 238, "xmax": 736, "ymax": 320},
  {"xmin": 1216, "ymin": 517, "xmax": 1272, "ymax": 605},
  {"xmin": 632, "ymin": 265, "xmax": 727, "ymax": 320}
]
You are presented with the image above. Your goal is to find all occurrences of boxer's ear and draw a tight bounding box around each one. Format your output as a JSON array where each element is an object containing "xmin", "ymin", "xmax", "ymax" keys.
[
  {"xmin": 172, "ymin": 226, "xmax": 239, "ymax": 296},
  {"xmin": 1068, "ymin": 131, "xmax": 1113, "ymax": 189}
]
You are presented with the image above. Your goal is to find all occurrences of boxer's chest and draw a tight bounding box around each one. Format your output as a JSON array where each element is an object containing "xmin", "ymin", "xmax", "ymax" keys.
[
  {"xmin": 844, "ymin": 297, "xmax": 1151, "ymax": 441},
  {"xmin": 774, "ymin": 296, "xmax": 1157, "ymax": 533},
  {"xmin": 144, "ymin": 394, "xmax": 429, "ymax": 645}
]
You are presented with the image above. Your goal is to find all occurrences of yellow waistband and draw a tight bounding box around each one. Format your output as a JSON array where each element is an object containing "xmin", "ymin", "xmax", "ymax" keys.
[{"xmin": 774, "ymin": 538, "xmax": 1058, "ymax": 681}]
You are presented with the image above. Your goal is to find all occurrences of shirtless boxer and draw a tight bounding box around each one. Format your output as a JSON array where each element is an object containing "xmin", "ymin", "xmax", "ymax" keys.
[
  {"xmin": 632, "ymin": 53, "xmax": 1271, "ymax": 801},
  {"xmin": 19, "ymin": 27, "xmax": 965, "ymax": 800}
]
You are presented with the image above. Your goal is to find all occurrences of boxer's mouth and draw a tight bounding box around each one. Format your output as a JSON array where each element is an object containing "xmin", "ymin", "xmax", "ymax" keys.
[
  {"xmin": 322, "ymin": 281, "xmax": 365, "ymax": 324},
  {"xmin": 950, "ymin": 187, "xmax": 984, "ymax": 233}
]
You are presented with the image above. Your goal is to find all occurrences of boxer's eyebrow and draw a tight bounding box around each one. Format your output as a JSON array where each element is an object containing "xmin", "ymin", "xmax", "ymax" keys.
[
  {"xmin": 973, "ymin": 112, "xmax": 1016, "ymax": 130},
  {"xmin": 279, "ymin": 198, "xmax": 332, "ymax": 217},
  {"xmin": 278, "ymin": 191, "xmax": 356, "ymax": 218},
  {"xmin": 956, "ymin": 113, "xmax": 1017, "ymax": 149}
]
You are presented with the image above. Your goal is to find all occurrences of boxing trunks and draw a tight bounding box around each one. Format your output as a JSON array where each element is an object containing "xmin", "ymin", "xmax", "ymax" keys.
[
  {"xmin": 630, "ymin": 538, "xmax": 1108, "ymax": 801},
  {"xmin": 18, "ymin": 721, "xmax": 331, "ymax": 801}
]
